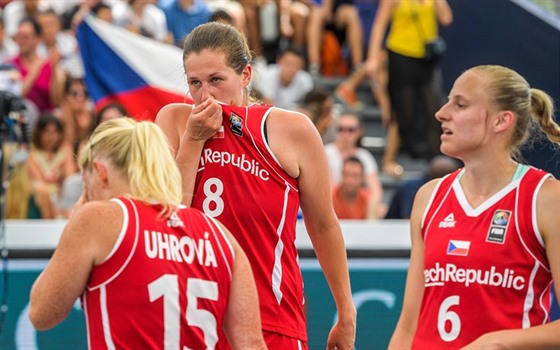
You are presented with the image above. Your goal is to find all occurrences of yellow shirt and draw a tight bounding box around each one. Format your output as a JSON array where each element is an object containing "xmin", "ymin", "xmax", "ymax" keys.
[{"xmin": 386, "ymin": 0, "xmax": 439, "ymax": 58}]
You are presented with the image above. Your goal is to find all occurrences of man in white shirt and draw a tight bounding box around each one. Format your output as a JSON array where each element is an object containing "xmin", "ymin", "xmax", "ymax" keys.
[{"xmin": 253, "ymin": 45, "xmax": 314, "ymax": 110}]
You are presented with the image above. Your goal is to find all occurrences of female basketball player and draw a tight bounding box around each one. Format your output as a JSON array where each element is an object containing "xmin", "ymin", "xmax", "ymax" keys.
[
  {"xmin": 156, "ymin": 22, "xmax": 356, "ymax": 350},
  {"xmin": 389, "ymin": 65, "xmax": 560, "ymax": 349},
  {"xmin": 29, "ymin": 118, "xmax": 266, "ymax": 349}
]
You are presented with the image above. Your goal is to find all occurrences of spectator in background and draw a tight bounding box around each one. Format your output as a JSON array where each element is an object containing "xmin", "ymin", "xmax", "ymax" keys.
[
  {"xmin": 385, "ymin": 155, "xmax": 461, "ymax": 219},
  {"xmin": 240, "ymin": 0, "xmax": 279, "ymax": 65},
  {"xmin": 333, "ymin": 156, "xmax": 377, "ymax": 219},
  {"xmin": 41, "ymin": 0, "xmax": 83, "ymax": 17},
  {"xmin": 3, "ymin": 0, "xmax": 42, "ymax": 38},
  {"xmin": 284, "ymin": 0, "xmax": 311, "ymax": 50},
  {"xmin": 27, "ymin": 114, "xmax": 77, "ymax": 218},
  {"xmin": 36, "ymin": 9, "xmax": 84, "ymax": 78},
  {"xmin": 325, "ymin": 113, "xmax": 384, "ymax": 219},
  {"xmin": 0, "ymin": 16, "xmax": 22, "ymax": 96},
  {"xmin": 298, "ymin": 87, "xmax": 337, "ymax": 144},
  {"xmin": 206, "ymin": 0, "xmax": 247, "ymax": 34},
  {"xmin": 366, "ymin": 0, "xmax": 453, "ymax": 160},
  {"xmin": 0, "ymin": 16, "xmax": 18, "ymax": 63},
  {"xmin": 10, "ymin": 17, "xmax": 66, "ymax": 115},
  {"xmin": 306, "ymin": 0, "xmax": 364, "ymax": 77},
  {"xmin": 335, "ymin": 48, "xmax": 403, "ymax": 177},
  {"xmin": 161, "ymin": 0, "xmax": 212, "ymax": 47},
  {"xmin": 55, "ymin": 76, "xmax": 95, "ymax": 156},
  {"xmin": 90, "ymin": 2, "xmax": 114, "ymax": 23},
  {"xmin": 93, "ymin": 101, "xmax": 128, "ymax": 128},
  {"xmin": 253, "ymin": 45, "xmax": 313, "ymax": 110},
  {"xmin": 112, "ymin": 0, "xmax": 171, "ymax": 43},
  {"xmin": 4, "ymin": 145, "xmax": 56, "ymax": 219},
  {"xmin": 210, "ymin": 8, "xmax": 233, "ymax": 24}
]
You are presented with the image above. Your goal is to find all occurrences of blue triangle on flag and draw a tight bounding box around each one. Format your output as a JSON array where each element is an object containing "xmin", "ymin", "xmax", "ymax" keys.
[{"xmin": 76, "ymin": 18, "xmax": 147, "ymax": 104}]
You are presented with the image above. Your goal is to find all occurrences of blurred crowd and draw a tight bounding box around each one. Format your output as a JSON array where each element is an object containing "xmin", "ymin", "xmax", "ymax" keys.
[{"xmin": 0, "ymin": 0, "xmax": 458, "ymax": 221}]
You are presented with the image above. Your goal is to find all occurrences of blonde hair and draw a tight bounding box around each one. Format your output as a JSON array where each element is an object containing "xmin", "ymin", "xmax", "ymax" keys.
[
  {"xmin": 6, "ymin": 161, "xmax": 31, "ymax": 219},
  {"xmin": 469, "ymin": 65, "xmax": 560, "ymax": 159},
  {"xmin": 79, "ymin": 118, "xmax": 182, "ymax": 216}
]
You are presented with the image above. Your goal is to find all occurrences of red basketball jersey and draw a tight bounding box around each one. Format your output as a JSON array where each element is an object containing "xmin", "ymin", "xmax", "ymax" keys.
[
  {"xmin": 191, "ymin": 104, "xmax": 306, "ymax": 340},
  {"xmin": 412, "ymin": 165, "xmax": 554, "ymax": 349},
  {"xmin": 83, "ymin": 197, "xmax": 234, "ymax": 350}
]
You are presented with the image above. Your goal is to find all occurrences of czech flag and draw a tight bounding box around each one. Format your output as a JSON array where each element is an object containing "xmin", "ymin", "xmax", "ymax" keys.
[
  {"xmin": 447, "ymin": 240, "xmax": 471, "ymax": 256},
  {"xmin": 76, "ymin": 16, "xmax": 192, "ymax": 121}
]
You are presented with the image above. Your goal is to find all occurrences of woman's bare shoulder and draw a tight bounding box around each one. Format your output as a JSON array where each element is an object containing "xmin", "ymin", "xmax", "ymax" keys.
[{"xmin": 155, "ymin": 103, "xmax": 193, "ymax": 124}]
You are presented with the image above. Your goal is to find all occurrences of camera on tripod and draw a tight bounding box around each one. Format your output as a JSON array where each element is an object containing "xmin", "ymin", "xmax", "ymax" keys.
[{"xmin": 0, "ymin": 64, "xmax": 27, "ymax": 143}]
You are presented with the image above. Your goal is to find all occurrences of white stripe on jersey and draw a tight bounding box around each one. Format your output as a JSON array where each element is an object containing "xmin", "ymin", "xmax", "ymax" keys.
[
  {"xmin": 100, "ymin": 286, "xmax": 116, "ymax": 350},
  {"xmin": 272, "ymin": 183, "xmax": 290, "ymax": 304}
]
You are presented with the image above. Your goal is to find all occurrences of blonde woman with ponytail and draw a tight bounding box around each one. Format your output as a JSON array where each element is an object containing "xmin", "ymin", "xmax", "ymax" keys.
[
  {"xmin": 29, "ymin": 118, "xmax": 266, "ymax": 350},
  {"xmin": 389, "ymin": 65, "xmax": 560, "ymax": 349}
]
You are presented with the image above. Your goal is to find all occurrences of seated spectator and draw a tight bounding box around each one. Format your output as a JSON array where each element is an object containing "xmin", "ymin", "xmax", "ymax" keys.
[
  {"xmin": 61, "ymin": 0, "xmax": 116, "ymax": 32},
  {"xmin": 306, "ymin": 0, "xmax": 364, "ymax": 77},
  {"xmin": 298, "ymin": 87, "xmax": 336, "ymax": 144},
  {"xmin": 325, "ymin": 112, "xmax": 383, "ymax": 218},
  {"xmin": 41, "ymin": 0, "xmax": 83, "ymax": 17},
  {"xmin": 0, "ymin": 16, "xmax": 18, "ymax": 63},
  {"xmin": 90, "ymin": 2, "xmax": 114, "ymax": 23},
  {"xmin": 10, "ymin": 17, "xmax": 66, "ymax": 115},
  {"xmin": 26, "ymin": 114, "xmax": 78, "ymax": 218},
  {"xmin": 332, "ymin": 156, "xmax": 376, "ymax": 219},
  {"xmin": 206, "ymin": 0, "xmax": 247, "ymax": 33},
  {"xmin": 385, "ymin": 155, "xmax": 462, "ymax": 219},
  {"xmin": 253, "ymin": 45, "xmax": 313, "ymax": 110},
  {"xmin": 284, "ymin": 0, "xmax": 311, "ymax": 50},
  {"xmin": 55, "ymin": 76, "xmax": 95, "ymax": 155},
  {"xmin": 5, "ymin": 146, "xmax": 57, "ymax": 219},
  {"xmin": 93, "ymin": 101, "xmax": 128, "ymax": 128},
  {"xmin": 3, "ymin": 0, "xmax": 42, "ymax": 38},
  {"xmin": 112, "ymin": 0, "xmax": 171, "ymax": 43},
  {"xmin": 210, "ymin": 8, "xmax": 233, "ymax": 24},
  {"xmin": 36, "ymin": 8, "xmax": 84, "ymax": 78},
  {"xmin": 239, "ymin": 0, "xmax": 278, "ymax": 64},
  {"xmin": 161, "ymin": 0, "xmax": 212, "ymax": 47}
]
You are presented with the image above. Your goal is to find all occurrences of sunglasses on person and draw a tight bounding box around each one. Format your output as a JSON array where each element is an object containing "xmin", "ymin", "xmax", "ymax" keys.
[{"xmin": 338, "ymin": 126, "xmax": 358, "ymax": 133}]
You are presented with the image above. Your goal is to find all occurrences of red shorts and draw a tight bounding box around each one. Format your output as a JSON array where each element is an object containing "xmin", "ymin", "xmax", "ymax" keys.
[{"xmin": 263, "ymin": 330, "xmax": 308, "ymax": 350}]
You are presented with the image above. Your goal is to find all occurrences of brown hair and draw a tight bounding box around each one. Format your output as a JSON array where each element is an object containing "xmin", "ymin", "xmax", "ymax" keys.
[
  {"xmin": 182, "ymin": 22, "xmax": 251, "ymax": 75},
  {"xmin": 31, "ymin": 114, "xmax": 65, "ymax": 151}
]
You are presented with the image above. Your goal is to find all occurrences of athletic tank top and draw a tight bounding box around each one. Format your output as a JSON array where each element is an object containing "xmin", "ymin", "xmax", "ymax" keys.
[
  {"xmin": 191, "ymin": 104, "xmax": 306, "ymax": 340},
  {"xmin": 412, "ymin": 165, "xmax": 553, "ymax": 349},
  {"xmin": 83, "ymin": 197, "xmax": 234, "ymax": 350}
]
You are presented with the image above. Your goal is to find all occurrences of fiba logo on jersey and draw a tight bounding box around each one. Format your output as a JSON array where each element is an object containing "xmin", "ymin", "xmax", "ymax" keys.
[
  {"xmin": 230, "ymin": 112, "xmax": 243, "ymax": 136},
  {"xmin": 486, "ymin": 210, "xmax": 511, "ymax": 244}
]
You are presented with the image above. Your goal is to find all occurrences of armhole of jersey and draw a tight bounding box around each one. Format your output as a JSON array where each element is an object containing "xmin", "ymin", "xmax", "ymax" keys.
[
  {"xmin": 205, "ymin": 215, "xmax": 234, "ymax": 280},
  {"xmin": 259, "ymin": 107, "xmax": 282, "ymax": 168},
  {"xmin": 420, "ymin": 174, "xmax": 447, "ymax": 231},
  {"xmin": 256, "ymin": 106, "xmax": 299, "ymax": 192},
  {"xmin": 97, "ymin": 198, "xmax": 129, "ymax": 265},
  {"xmin": 87, "ymin": 198, "xmax": 134, "ymax": 290},
  {"xmin": 531, "ymin": 174, "xmax": 552, "ymax": 248}
]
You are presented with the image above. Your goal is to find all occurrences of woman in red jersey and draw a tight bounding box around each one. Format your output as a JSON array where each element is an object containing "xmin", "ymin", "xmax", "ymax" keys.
[
  {"xmin": 156, "ymin": 22, "xmax": 356, "ymax": 350},
  {"xmin": 389, "ymin": 65, "xmax": 560, "ymax": 349},
  {"xmin": 29, "ymin": 118, "xmax": 266, "ymax": 350}
]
